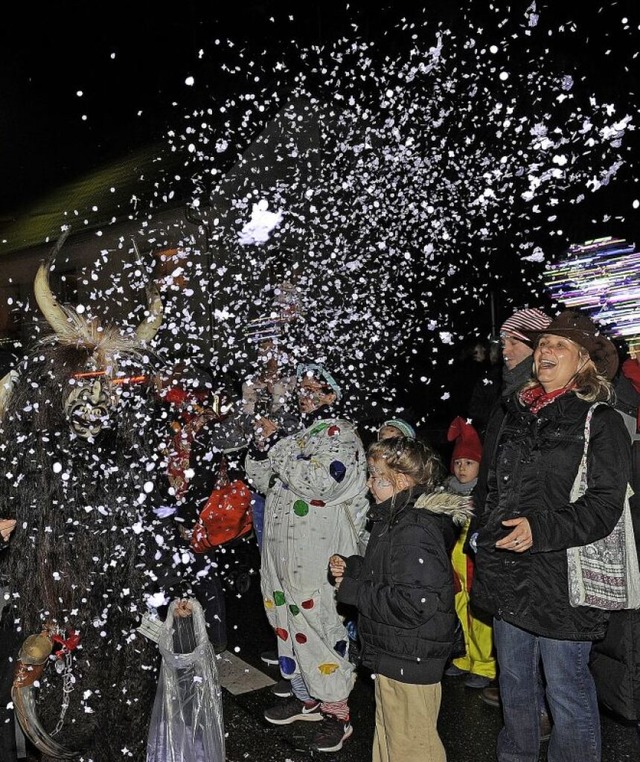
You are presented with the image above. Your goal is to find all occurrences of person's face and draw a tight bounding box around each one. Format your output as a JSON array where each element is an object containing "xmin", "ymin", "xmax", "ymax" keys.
[
  {"xmin": 472, "ymin": 343, "xmax": 486, "ymax": 362},
  {"xmin": 501, "ymin": 333, "xmax": 533, "ymax": 371},
  {"xmin": 367, "ymin": 458, "xmax": 396, "ymax": 504},
  {"xmin": 378, "ymin": 425, "xmax": 403, "ymax": 441},
  {"xmin": 533, "ymin": 334, "xmax": 585, "ymax": 392},
  {"xmin": 453, "ymin": 458, "xmax": 480, "ymax": 485},
  {"xmin": 297, "ymin": 376, "xmax": 336, "ymax": 414}
]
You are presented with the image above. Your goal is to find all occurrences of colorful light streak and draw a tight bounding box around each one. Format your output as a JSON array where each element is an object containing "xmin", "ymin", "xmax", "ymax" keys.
[{"xmin": 544, "ymin": 237, "xmax": 640, "ymax": 356}]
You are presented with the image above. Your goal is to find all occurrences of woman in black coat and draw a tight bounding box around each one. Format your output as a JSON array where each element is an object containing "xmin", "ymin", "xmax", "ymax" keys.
[{"xmin": 472, "ymin": 311, "xmax": 632, "ymax": 762}]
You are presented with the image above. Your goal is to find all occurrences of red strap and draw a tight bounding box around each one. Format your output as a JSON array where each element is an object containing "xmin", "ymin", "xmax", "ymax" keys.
[{"xmin": 51, "ymin": 629, "xmax": 81, "ymax": 658}]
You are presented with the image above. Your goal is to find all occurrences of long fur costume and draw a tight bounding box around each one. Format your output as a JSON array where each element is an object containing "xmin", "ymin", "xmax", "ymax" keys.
[{"xmin": 0, "ymin": 339, "xmax": 171, "ymax": 761}]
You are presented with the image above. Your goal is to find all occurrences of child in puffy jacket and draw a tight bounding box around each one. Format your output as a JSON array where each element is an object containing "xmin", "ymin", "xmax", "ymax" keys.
[
  {"xmin": 330, "ymin": 436, "xmax": 472, "ymax": 762},
  {"xmin": 443, "ymin": 416, "xmax": 496, "ymax": 689}
]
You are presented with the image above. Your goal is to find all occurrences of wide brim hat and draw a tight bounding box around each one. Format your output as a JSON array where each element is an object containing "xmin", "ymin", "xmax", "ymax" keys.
[{"xmin": 521, "ymin": 310, "xmax": 619, "ymax": 380}]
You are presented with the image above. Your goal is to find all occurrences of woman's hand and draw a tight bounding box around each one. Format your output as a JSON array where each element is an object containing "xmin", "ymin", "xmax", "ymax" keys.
[
  {"xmin": 495, "ymin": 517, "xmax": 533, "ymax": 553},
  {"xmin": 329, "ymin": 554, "xmax": 346, "ymax": 589},
  {"xmin": 0, "ymin": 519, "xmax": 16, "ymax": 543}
]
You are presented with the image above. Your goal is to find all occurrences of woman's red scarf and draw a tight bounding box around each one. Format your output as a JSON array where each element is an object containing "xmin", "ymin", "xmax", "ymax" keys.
[{"xmin": 519, "ymin": 384, "xmax": 573, "ymax": 415}]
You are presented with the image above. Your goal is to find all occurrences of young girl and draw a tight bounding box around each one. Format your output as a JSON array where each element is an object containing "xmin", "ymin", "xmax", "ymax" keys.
[
  {"xmin": 444, "ymin": 417, "xmax": 496, "ymax": 690},
  {"xmin": 329, "ymin": 437, "xmax": 473, "ymax": 762}
]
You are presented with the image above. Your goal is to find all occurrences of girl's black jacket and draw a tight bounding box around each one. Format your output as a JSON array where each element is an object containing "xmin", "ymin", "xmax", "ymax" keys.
[
  {"xmin": 336, "ymin": 488, "xmax": 472, "ymax": 684},
  {"xmin": 472, "ymin": 391, "xmax": 631, "ymax": 641}
]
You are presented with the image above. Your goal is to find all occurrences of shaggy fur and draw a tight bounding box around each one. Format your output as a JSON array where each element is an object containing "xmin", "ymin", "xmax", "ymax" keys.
[
  {"xmin": 0, "ymin": 341, "xmax": 171, "ymax": 761},
  {"xmin": 414, "ymin": 489, "xmax": 475, "ymax": 526}
]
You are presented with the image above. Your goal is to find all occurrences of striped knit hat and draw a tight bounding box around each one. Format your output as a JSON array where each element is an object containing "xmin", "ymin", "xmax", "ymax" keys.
[{"xmin": 500, "ymin": 308, "xmax": 551, "ymax": 343}]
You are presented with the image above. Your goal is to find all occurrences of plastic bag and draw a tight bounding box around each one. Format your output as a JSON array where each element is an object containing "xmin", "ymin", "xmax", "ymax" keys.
[{"xmin": 147, "ymin": 599, "xmax": 225, "ymax": 762}]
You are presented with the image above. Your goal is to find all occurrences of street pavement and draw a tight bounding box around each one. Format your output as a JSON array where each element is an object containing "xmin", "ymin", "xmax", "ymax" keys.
[{"xmin": 218, "ymin": 542, "xmax": 640, "ymax": 761}]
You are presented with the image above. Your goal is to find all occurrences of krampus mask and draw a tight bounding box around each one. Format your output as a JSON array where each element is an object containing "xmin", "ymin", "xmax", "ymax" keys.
[{"xmin": 1, "ymin": 234, "xmax": 169, "ymax": 761}]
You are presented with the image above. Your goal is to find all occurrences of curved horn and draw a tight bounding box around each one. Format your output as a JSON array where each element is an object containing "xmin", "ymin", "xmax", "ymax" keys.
[
  {"xmin": 11, "ymin": 633, "xmax": 80, "ymax": 759},
  {"xmin": 0, "ymin": 370, "xmax": 16, "ymax": 417},
  {"xmin": 33, "ymin": 228, "xmax": 74, "ymax": 337},
  {"xmin": 135, "ymin": 282, "xmax": 164, "ymax": 344},
  {"xmin": 131, "ymin": 240, "xmax": 163, "ymax": 344}
]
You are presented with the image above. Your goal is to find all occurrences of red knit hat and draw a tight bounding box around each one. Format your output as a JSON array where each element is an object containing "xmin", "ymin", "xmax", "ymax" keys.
[{"xmin": 447, "ymin": 416, "xmax": 483, "ymax": 471}]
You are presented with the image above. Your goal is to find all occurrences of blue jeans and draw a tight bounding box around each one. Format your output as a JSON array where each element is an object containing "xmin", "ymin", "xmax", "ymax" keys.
[{"xmin": 493, "ymin": 618, "xmax": 600, "ymax": 762}]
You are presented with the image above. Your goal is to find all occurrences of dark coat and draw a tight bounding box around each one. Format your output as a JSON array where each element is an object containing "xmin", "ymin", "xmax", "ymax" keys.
[
  {"xmin": 472, "ymin": 391, "xmax": 631, "ymax": 641},
  {"xmin": 589, "ymin": 369, "xmax": 640, "ymax": 720},
  {"xmin": 336, "ymin": 488, "xmax": 472, "ymax": 685}
]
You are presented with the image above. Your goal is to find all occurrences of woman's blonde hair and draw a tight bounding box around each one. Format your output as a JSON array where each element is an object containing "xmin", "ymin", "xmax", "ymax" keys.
[
  {"xmin": 521, "ymin": 345, "xmax": 615, "ymax": 403},
  {"xmin": 367, "ymin": 436, "xmax": 444, "ymax": 490}
]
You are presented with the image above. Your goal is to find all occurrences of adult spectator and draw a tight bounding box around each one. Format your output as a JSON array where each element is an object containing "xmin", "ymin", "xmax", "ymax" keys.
[
  {"xmin": 157, "ymin": 365, "xmax": 248, "ymax": 652},
  {"xmin": 245, "ymin": 362, "xmax": 369, "ymax": 754},
  {"xmin": 447, "ymin": 337, "xmax": 492, "ymax": 421},
  {"xmin": 472, "ymin": 310, "xmax": 631, "ymax": 762},
  {"xmin": 471, "ymin": 307, "xmax": 551, "ymax": 709},
  {"xmin": 468, "ymin": 339, "xmax": 502, "ymax": 435},
  {"xmin": 473, "ymin": 307, "xmax": 552, "ymax": 536},
  {"xmin": 589, "ymin": 351, "xmax": 640, "ymax": 734}
]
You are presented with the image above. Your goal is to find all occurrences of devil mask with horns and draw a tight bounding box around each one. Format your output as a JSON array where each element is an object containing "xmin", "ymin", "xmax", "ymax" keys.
[{"xmin": 0, "ymin": 236, "xmax": 174, "ymax": 761}]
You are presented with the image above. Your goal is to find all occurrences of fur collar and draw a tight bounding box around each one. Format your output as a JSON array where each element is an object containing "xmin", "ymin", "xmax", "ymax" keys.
[{"xmin": 413, "ymin": 489, "xmax": 474, "ymax": 526}]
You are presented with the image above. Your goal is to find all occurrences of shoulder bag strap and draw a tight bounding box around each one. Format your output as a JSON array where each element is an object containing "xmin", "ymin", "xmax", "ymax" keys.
[{"xmin": 571, "ymin": 402, "xmax": 606, "ymax": 501}]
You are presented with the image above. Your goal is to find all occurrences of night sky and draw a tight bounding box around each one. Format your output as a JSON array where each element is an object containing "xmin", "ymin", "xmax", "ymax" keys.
[
  {"xmin": 2, "ymin": 0, "xmax": 638, "ymax": 222},
  {"xmin": 0, "ymin": 1, "xmax": 395, "ymax": 211},
  {"xmin": 1, "ymin": 1, "xmax": 640, "ymax": 425}
]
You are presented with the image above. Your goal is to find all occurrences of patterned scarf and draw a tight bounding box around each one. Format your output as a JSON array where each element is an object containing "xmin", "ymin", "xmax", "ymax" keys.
[{"xmin": 519, "ymin": 384, "xmax": 573, "ymax": 415}]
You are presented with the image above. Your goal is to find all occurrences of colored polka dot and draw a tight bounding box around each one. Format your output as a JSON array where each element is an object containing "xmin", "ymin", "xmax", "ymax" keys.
[
  {"xmin": 334, "ymin": 639, "xmax": 348, "ymax": 659},
  {"xmin": 264, "ymin": 599, "xmax": 274, "ymax": 609},
  {"xmin": 310, "ymin": 423, "xmax": 329, "ymax": 435},
  {"xmin": 318, "ymin": 662, "xmax": 339, "ymax": 675},
  {"xmin": 273, "ymin": 591, "xmax": 286, "ymax": 606},
  {"xmin": 329, "ymin": 460, "xmax": 347, "ymax": 482},
  {"xmin": 275, "ymin": 627, "xmax": 289, "ymax": 641},
  {"xmin": 310, "ymin": 498, "xmax": 326, "ymax": 507},
  {"xmin": 289, "ymin": 604, "xmax": 300, "ymax": 616},
  {"xmin": 293, "ymin": 499, "xmax": 309, "ymax": 516},
  {"xmin": 327, "ymin": 425, "xmax": 341, "ymax": 437},
  {"xmin": 295, "ymin": 633, "xmax": 308, "ymax": 644},
  {"xmin": 281, "ymin": 656, "xmax": 296, "ymax": 676},
  {"xmin": 301, "ymin": 598, "xmax": 315, "ymax": 610}
]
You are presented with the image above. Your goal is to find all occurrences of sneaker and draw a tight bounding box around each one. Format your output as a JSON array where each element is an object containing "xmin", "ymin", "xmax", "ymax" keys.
[
  {"xmin": 264, "ymin": 698, "xmax": 323, "ymax": 725},
  {"xmin": 480, "ymin": 684, "xmax": 501, "ymax": 707},
  {"xmin": 270, "ymin": 678, "xmax": 293, "ymax": 698},
  {"xmin": 465, "ymin": 673, "xmax": 492, "ymax": 689},
  {"xmin": 310, "ymin": 715, "xmax": 353, "ymax": 753},
  {"xmin": 260, "ymin": 649, "xmax": 279, "ymax": 666},
  {"xmin": 445, "ymin": 664, "xmax": 468, "ymax": 677}
]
